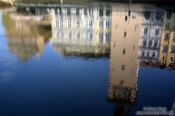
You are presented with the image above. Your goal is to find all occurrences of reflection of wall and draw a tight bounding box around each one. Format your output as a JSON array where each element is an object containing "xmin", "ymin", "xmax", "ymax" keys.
[
  {"xmin": 3, "ymin": 12, "xmax": 51, "ymax": 61},
  {"xmin": 51, "ymin": 6, "xmax": 111, "ymax": 57},
  {"xmin": 138, "ymin": 10, "xmax": 163, "ymax": 63},
  {"xmin": 108, "ymin": 8, "xmax": 141, "ymax": 104},
  {"xmin": 159, "ymin": 11, "xmax": 175, "ymax": 67}
]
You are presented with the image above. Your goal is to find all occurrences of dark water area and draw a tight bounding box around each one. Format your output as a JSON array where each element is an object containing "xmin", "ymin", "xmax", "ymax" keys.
[{"xmin": 0, "ymin": 2, "xmax": 175, "ymax": 116}]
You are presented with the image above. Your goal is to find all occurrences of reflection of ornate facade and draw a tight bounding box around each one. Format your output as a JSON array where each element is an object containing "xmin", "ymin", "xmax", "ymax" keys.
[
  {"xmin": 159, "ymin": 11, "xmax": 175, "ymax": 67},
  {"xmin": 138, "ymin": 10, "xmax": 163, "ymax": 63},
  {"xmin": 3, "ymin": 12, "xmax": 51, "ymax": 61},
  {"xmin": 51, "ymin": 6, "xmax": 111, "ymax": 57},
  {"xmin": 108, "ymin": 7, "xmax": 141, "ymax": 104}
]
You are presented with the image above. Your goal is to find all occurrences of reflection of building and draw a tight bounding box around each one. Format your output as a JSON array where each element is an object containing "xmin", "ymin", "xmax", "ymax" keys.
[
  {"xmin": 3, "ymin": 12, "xmax": 51, "ymax": 61},
  {"xmin": 138, "ymin": 10, "xmax": 163, "ymax": 63},
  {"xmin": 108, "ymin": 7, "xmax": 141, "ymax": 105},
  {"xmin": 51, "ymin": 6, "xmax": 111, "ymax": 57},
  {"xmin": 159, "ymin": 11, "xmax": 175, "ymax": 67}
]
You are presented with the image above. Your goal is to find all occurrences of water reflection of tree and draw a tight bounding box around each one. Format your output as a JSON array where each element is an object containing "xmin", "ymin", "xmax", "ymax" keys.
[{"xmin": 2, "ymin": 12, "xmax": 51, "ymax": 61}]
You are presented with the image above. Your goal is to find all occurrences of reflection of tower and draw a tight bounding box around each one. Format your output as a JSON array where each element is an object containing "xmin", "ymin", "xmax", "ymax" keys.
[
  {"xmin": 159, "ymin": 11, "xmax": 175, "ymax": 68},
  {"xmin": 51, "ymin": 5, "xmax": 112, "ymax": 57},
  {"xmin": 108, "ymin": 6, "xmax": 141, "ymax": 105}
]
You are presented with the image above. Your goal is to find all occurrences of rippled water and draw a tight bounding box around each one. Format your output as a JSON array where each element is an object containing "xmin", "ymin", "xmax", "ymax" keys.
[{"xmin": 0, "ymin": 3, "xmax": 175, "ymax": 116}]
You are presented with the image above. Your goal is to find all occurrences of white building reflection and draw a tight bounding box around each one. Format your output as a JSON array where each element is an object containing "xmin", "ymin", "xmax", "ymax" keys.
[{"xmin": 51, "ymin": 6, "xmax": 111, "ymax": 57}]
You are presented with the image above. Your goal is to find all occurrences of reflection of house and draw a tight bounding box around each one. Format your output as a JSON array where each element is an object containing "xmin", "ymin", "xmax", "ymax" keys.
[
  {"xmin": 51, "ymin": 6, "xmax": 111, "ymax": 57},
  {"xmin": 138, "ymin": 10, "xmax": 163, "ymax": 63},
  {"xmin": 108, "ymin": 7, "xmax": 141, "ymax": 104},
  {"xmin": 159, "ymin": 11, "xmax": 175, "ymax": 67},
  {"xmin": 3, "ymin": 12, "xmax": 51, "ymax": 61}
]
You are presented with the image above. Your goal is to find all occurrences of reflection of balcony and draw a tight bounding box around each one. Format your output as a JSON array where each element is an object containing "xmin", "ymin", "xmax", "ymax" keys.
[{"xmin": 139, "ymin": 46, "xmax": 159, "ymax": 50}]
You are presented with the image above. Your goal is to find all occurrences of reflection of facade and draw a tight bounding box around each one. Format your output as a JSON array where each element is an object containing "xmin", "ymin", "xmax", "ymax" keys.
[
  {"xmin": 159, "ymin": 11, "xmax": 175, "ymax": 67},
  {"xmin": 138, "ymin": 10, "xmax": 163, "ymax": 63},
  {"xmin": 108, "ymin": 7, "xmax": 141, "ymax": 104},
  {"xmin": 3, "ymin": 12, "xmax": 51, "ymax": 61},
  {"xmin": 51, "ymin": 6, "xmax": 111, "ymax": 57}
]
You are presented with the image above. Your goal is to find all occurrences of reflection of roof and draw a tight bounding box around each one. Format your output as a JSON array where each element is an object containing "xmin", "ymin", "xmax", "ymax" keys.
[{"xmin": 53, "ymin": 43, "xmax": 110, "ymax": 58}]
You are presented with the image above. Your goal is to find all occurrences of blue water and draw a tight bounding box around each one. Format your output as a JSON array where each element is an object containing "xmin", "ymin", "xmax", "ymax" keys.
[{"xmin": 0, "ymin": 8, "xmax": 175, "ymax": 116}]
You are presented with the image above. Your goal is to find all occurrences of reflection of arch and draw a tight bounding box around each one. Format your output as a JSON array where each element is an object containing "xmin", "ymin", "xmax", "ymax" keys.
[{"xmin": 144, "ymin": 11, "xmax": 151, "ymax": 20}]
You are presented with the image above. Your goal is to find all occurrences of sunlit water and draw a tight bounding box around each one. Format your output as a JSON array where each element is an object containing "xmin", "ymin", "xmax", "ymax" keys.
[{"xmin": 0, "ymin": 3, "xmax": 175, "ymax": 116}]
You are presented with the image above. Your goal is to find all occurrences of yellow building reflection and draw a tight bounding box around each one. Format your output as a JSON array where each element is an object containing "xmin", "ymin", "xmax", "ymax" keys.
[
  {"xmin": 3, "ymin": 11, "xmax": 51, "ymax": 61},
  {"xmin": 159, "ymin": 11, "xmax": 175, "ymax": 68}
]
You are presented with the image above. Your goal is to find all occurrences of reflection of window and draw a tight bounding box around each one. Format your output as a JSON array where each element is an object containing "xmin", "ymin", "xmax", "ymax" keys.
[
  {"xmin": 128, "ymin": 10, "xmax": 131, "ymax": 16},
  {"xmin": 147, "ymin": 52, "xmax": 149, "ymax": 57},
  {"xmin": 143, "ymin": 41, "xmax": 146, "ymax": 47},
  {"xmin": 165, "ymin": 33, "xmax": 169, "ymax": 41},
  {"xmin": 89, "ymin": 20, "xmax": 93, "ymax": 28},
  {"xmin": 155, "ymin": 29, "xmax": 159, "ymax": 36},
  {"xmin": 88, "ymin": 32, "xmax": 93, "ymax": 40},
  {"xmin": 106, "ymin": 21, "xmax": 110, "ymax": 28},
  {"xmin": 142, "ymin": 51, "xmax": 145, "ymax": 57},
  {"xmin": 67, "ymin": 8, "xmax": 71, "ymax": 15},
  {"xmin": 99, "ymin": 9, "xmax": 103, "ymax": 17},
  {"xmin": 84, "ymin": 8, "xmax": 87, "ymax": 15},
  {"xmin": 99, "ymin": 20, "xmax": 103, "ymax": 28},
  {"xmin": 77, "ymin": 20, "xmax": 80, "ymax": 28},
  {"xmin": 76, "ymin": 8, "xmax": 79, "ymax": 15},
  {"xmin": 125, "ymin": 16, "xmax": 128, "ymax": 21},
  {"xmin": 166, "ymin": 22, "xmax": 170, "ymax": 29},
  {"xmin": 167, "ymin": 12, "xmax": 172, "ymax": 19},
  {"xmin": 148, "ymin": 40, "xmax": 152, "ymax": 47},
  {"xmin": 152, "ymin": 52, "xmax": 155, "ymax": 58},
  {"xmin": 105, "ymin": 33, "xmax": 110, "ymax": 42},
  {"xmin": 122, "ymin": 48, "xmax": 126, "ymax": 55},
  {"xmin": 144, "ymin": 11, "xmax": 151, "ymax": 20},
  {"xmin": 121, "ymin": 65, "xmax": 126, "ymax": 71},
  {"xmin": 155, "ymin": 12, "xmax": 162, "ymax": 20},
  {"xmin": 163, "ymin": 56, "xmax": 165, "ymax": 61},
  {"xmin": 163, "ymin": 46, "xmax": 168, "ymax": 52},
  {"xmin": 69, "ymin": 31, "xmax": 72, "ymax": 40},
  {"xmin": 68, "ymin": 18, "xmax": 71, "ymax": 28},
  {"xmin": 124, "ymin": 32, "xmax": 127, "ymax": 37},
  {"xmin": 77, "ymin": 32, "xmax": 80, "ymax": 40},
  {"xmin": 106, "ymin": 9, "xmax": 111, "ymax": 16},
  {"xmin": 171, "ymin": 46, "xmax": 175, "ymax": 53},
  {"xmin": 144, "ymin": 27, "xmax": 148, "ymax": 35},
  {"xmin": 170, "ymin": 57, "xmax": 174, "ymax": 62},
  {"xmin": 154, "ymin": 41, "xmax": 158, "ymax": 48},
  {"xmin": 99, "ymin": 33, "xmax": 103, "ymax": 43}
]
